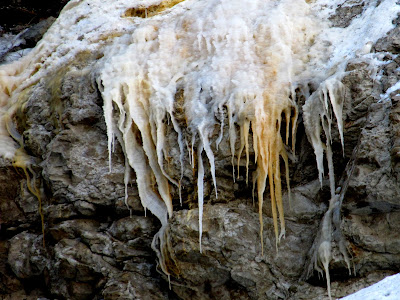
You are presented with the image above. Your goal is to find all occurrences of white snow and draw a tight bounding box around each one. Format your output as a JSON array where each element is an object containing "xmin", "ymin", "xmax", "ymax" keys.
[
  {"xmin": 382, "ymin": 80, "xmax": 400, "ymax": 101},
  {"xmin": 310, "ymin": 0, "xmax": 400, "ymax": 73},
  {"xmin": 341, "ymin": 273, "xmax": 400, "ymax": 300}
]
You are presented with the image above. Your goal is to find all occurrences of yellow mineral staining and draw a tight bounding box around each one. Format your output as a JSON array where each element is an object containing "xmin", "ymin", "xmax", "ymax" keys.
[
  {"xmin": 251, "ymin": 90, "xmax": 297, "ymax": 253},
  {"xmin": 13, "ymin": 148, "xmax": 45, "ymax": 247},
  {"xmin": 1, "ymin": 94, "xmax": 45, "ymax": 246},
  {"xmin": 122, "ymin": 0, "xmax": 185, "ymax": 18}
]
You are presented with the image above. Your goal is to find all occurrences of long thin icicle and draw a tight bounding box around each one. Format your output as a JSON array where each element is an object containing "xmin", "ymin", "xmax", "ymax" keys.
[{"xmin": 197, "ymin": 143, "xmax": 205, "ymax": 253}]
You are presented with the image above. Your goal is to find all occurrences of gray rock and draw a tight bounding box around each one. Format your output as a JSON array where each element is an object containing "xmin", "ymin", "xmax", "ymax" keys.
[
  {"xmin": 329, "ymin": 2, "xmax": 365, "ymax": 28},
  {"xmin": 7, "ymin": 232, "xmax": 47, "ymax": 279},
  {"xmin": 163, "ymin": 203, "xmax": 317, "ymax": 299}
]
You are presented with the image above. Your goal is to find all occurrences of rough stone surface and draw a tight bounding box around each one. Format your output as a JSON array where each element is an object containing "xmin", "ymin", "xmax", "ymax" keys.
[
  {"xmin": 1, "ymin": 1, "xmax": 400, "ymax": 300},
  {"xmin": 329, "ymin": 1, "xmax": 365, "ymax": 28}
]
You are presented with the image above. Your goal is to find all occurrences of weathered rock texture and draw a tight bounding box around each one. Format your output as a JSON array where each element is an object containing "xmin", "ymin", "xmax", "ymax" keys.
[{"xmin": 1, "ymin": 1, "xmax": 400, "ymax": 300}]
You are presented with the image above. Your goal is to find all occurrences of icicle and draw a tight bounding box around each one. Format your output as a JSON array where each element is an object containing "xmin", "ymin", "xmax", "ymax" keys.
[
  {"xmin": 215, "ymin": 105, "xmax": 225, "ymax": 150},
  {"xmin": 257, "ymin": 166, "xmax": 267, "ymax": 255},
  {"xmin": 303, "ymin": 78, "xmax": 345, "ymax": 196},
  {"xmin": 198, "ymin": 125, "xmax": 218, "ymax": 198},
  {"xmin": 268, "ymin": 148, "xmax": 280, "ymax": 251},
  {"xmin": 2, "ymin": 1, "xmax": 400, "ymax": 294},
  {"xmin": 228, "ymin": 103, "xmax": 237, "ymax": 181},
  {"xmin": 123, "ymin": 158, "xmax": 132, "ymax": 214},
  {"xmin": 244, "ymin": 121, "xmax": 250, "ymax": 185},
  {"xmin": 169, "ymin": 114, "xmax": 185, "ymax": 205},
  {"xmin": 319, "ymin": 240, "xmax": 332, "ymax": 300},
  {"xmin": 123, "ymin": 79, "xmax": 173, "ymax": 217},
  {"xmin": 282, "ymin": 148, "xmax": 292, "ymax": 209},
  {"xmin": 155, "ymin": 114, "xmax": 180, "ymax": 188},
  {"xmin": 315, "ymin": 195, "xmax": 337, "ymax": 300},
  {"xmin": 191, "ymin": 134, "xmax": 196, "ymax": 170},
  {"xmin": 236, "ymin": 119, "xmax": 250, "ymax": 184},
  {"xmin": 103, "ymin": 85, "xmax": 116, "ymax": 173},
  {"xmin": 197, "ymin": 143, "xmax": 205, "ymax": 253}
]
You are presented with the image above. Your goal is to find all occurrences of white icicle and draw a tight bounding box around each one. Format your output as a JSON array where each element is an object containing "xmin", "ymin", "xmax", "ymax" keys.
[{"xmin": 197, "ymin": 143, "xmax": 205, "ymax": 253}]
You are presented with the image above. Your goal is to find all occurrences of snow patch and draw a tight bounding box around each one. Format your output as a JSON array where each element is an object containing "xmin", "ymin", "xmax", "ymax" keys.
[{"xmin": 341, "ymin": 273, "xmax": 400, "ymax": 300}]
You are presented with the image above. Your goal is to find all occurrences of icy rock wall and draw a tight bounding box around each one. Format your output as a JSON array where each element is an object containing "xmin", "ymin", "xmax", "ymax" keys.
[{"xmin": 1, "ymin": 0, "xmax": 400, "ymax": 299}]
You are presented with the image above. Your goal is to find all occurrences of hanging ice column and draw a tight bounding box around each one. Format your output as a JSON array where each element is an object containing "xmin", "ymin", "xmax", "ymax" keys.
[{"xmin": 303, "ymin": 77, "xmax": 345, "ymax": 197}]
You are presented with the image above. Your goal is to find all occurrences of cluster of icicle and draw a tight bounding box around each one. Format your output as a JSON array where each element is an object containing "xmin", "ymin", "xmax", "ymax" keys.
[
  {"xmin": 98, "ymin": 0, "xmax": 321, "ymax": 275},
  {"xmin": 302, "ymin": 76, "xmax": 346, "ymax": 300}
]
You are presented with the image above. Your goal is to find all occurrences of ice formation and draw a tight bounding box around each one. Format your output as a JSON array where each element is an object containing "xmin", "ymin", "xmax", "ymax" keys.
[
  {"xmin": 1, "ymin": 0, "xmax": 400, "ymax": 296},
  {"xmin": 98, "ymin": 0, "xmax": 320, "ymax": 256}
]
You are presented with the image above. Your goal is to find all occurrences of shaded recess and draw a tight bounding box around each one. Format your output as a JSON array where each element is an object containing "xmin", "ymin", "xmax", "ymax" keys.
[{"xmin": 0, "ymin": 0, "xmax": 70, "ymax": 32}]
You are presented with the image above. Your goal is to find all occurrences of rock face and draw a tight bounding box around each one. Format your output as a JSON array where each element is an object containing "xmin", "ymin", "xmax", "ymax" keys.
[{"xmin": 1, "ymin": 1, "xmax": 400, "ymax": 300}]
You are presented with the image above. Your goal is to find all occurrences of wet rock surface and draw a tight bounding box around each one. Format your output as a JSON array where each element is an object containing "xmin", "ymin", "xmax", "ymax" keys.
[{"xmin": 1, "ymin": 1, "xmax": 400, "ymax": 299}]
